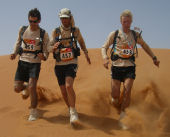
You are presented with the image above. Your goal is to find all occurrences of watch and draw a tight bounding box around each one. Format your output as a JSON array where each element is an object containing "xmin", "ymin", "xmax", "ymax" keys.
[{"xmin": 152, "ymin": 56, "xmax": 157, "ymax": 60}]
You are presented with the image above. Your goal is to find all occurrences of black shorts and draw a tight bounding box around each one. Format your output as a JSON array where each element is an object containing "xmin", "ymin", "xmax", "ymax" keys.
[
  {"xmin": 111, "ymin": 66, "xmax": 136, "ymax": 82},
  {"xmin": 54, "ymin": 64, "xmax": 78, "ymax": 86},
  {"xmin": 15, "ymin": 60, "xmax": 41, "ymax": 82}
]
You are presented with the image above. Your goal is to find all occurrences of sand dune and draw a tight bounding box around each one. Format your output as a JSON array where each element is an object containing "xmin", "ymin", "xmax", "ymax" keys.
[{"xmin": 0, "ymin": 48, "xmax": 170, "ymax": 137}]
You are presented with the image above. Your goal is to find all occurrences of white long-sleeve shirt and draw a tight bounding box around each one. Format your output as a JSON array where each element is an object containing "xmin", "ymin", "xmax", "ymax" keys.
[
  {"xmin": 101, "ymin": 29, "xmax": 151, "ymax": 67},
  {"xmin": 49, "ymin": 26, "xmax": 88, "ymax": 65},
  {"xmin": 13, "ymin": 26, "xmax": 49, "ymax": 63}
]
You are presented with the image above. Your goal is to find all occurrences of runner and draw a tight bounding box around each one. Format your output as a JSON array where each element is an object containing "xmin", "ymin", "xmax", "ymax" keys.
[
  {"xmin": 101, "ymin": 9, "xmax": 160, "ymax": 129},
  {"xmin": 48, "ymin": 8, "xmax": 91, "ymax": 125},
  {"xmin": 10, "ymin": 8, "xmax": 49, "ymax": 121}
]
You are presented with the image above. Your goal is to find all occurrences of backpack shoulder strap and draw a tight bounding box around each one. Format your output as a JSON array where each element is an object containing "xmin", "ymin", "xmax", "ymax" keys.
[
  {"xmin": 131, "ymin": 30, "xmax": 137, "ymax": 43},
  {"xmin": 110, "ymin": 30, "xmax": 119, "ymax": 53},
  {"xmin": 71, "ymin": 27, "xmax": 78, "ymax": 48},
  {"xmin": 71, "ymin": 27, "xmax": 76, "ymax": 39},
  {"xmin": 55, "ymin": 27, "xmax": 61, "ymax": 35},
  {"xmin": 39, "ymin": 27, "xmax": 46, "ymax": 51},
  {"xmin": 18, "ymin": 26, "xmax": 28, "ymax": 55},
  {"xmin": 55, "ymin": 27, "xmax": 61, "ymax": 42},
  {"xmin": 131, "ymin": 30, "xmax": 138, "ymax": 57},
  {"xmin": 71, "ymin": 27, "xmax": 76, "ymax": 33},
  {"xmin": 19, "ymin": 26, "xmax": 28, "ymax": 47},
  {"xmin": 40, "ymin": 27, "xmax": 45, "ymax": 41},
  {"xmin": 20, "ymin": 26, "xmax": 28, "ymax": 40}
]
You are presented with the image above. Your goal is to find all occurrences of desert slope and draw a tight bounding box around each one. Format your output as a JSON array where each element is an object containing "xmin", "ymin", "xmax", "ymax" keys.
[{"xmin": 0, "ymin": 48, "xmax": 170, "ymax": 137}]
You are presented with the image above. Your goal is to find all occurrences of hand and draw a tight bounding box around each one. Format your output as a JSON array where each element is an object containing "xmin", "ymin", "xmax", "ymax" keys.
[
  {"xmin": 153, "ymin": 58, "xmax": 160, "ymax": 67},
  {"xmin": 85, "ymin": 53, "xmax": 91, "ymax": 64},
  {"xmin": 10, "ymin": 54, "xmax": 16, "ymax": 60},
  {"xmin": 37, "ymin": 53, "xmax": 46, "ymax": 61},
  {"xmin": 103, "ymin": 58, "xmax": 109, "ymax": 69},
  {"xmin": 52, "ymin": 42, "xmax": 60, "ymax": 52}
]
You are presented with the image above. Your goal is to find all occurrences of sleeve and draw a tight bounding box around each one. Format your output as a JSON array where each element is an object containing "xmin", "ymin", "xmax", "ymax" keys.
[
  {"xmin": 76, "ymin": 28, "xmax": 88, "ymax": 54},
  {"xmin": 137, "ymin": 33, "xmax": 155, "ymax": 58},
  {"xmin": 13, "ymin": 27, "xmax": 22, "ymax": 55},
  {"xmin": 42, "ymin": 32, "xmax": 50, "ymax": 60},
  {"xmin": 101, "ymin": 31, "xmax": 115, "ymax": 59},
  {"xmin": 136, "ymin": 32, "xmax": 148, "ymax": 46},
  {"xmin": 48, "ymin": 29, "xmax": 57, "ymax": 53},
  {"xmin": 47, "ymin": 30, "xmax": 56, "ymax": 52}
]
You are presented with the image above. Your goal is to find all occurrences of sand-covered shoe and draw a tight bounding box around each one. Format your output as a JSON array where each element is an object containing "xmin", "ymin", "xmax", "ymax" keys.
[
  {"xmin": 21, "ymin": 83, "xmax": 29, "ymax": 99},
  {"xmin": 22, "ymin": 88, "xmax": 29, "ymax": 99},
  {"xmin": 118, "ymin": 111, "xmax": 129, "ymax": 130},
  {"xmin": 111, "ymin": 98, "xmax": 121, "ymax": 113},
  {"xmin": 70, "ymin": 108, "xmax": 79, "ymax": 125},
  {"xmin": 118, "ymin": 121, "xmax": 129, "ymax": 130},
  {"xmin": 28, "ymin": 108, "xmax": 38, "ymax": 121}
]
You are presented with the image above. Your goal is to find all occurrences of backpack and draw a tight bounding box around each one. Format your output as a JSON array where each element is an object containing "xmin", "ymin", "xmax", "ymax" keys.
[
  {"xmin": 110, "ymin": 30, "xmax": 138, "ymax": 61},
  {"xmin": 53, "ymin": 27, "xmax": 80, "ymax": 62},
  {"xmin": 18, "ymin": 26, "xmax": 45, "ymax": 58}
]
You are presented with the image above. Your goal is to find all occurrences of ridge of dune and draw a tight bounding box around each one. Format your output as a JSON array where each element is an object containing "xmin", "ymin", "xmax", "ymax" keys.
[{"xmin": 0, "ymin": 48, "xmax": 170, "ymax": 137}]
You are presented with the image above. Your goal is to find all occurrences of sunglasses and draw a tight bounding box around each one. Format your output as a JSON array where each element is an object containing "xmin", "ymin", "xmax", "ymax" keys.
[{"xmin": 29, "ymin": 20, "xmax": 38, "ymax": 23}]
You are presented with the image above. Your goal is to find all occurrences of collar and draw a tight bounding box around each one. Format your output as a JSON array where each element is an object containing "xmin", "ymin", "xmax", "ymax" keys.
[{"xmin": 61, "ymin": 25, "xmax": 71, "ymax": 31}]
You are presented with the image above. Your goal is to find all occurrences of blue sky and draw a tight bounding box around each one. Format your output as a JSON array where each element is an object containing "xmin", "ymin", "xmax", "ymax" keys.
[{"xmin": 0, "ymin": 0, "xmax": 169, "ymax": 55}]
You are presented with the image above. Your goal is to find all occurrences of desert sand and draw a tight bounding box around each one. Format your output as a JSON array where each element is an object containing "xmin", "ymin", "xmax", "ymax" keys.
[{"xmin": 0, "ymin": 48, "xmax": 170, "ymax": 137}]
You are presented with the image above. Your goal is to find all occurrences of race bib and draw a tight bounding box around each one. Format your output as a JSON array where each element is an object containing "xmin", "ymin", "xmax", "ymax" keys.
[
  {"xmin": 122, "ymin": 49, "xmax": 133, "ymax": 56},
  {"xmin": 119, "ymin": 44, "xmax": 134, "ymax": 58},
  {"xmin": 60, "ymin": 48, "xmax": 74, "ymax": 61},
  {"xmin": 23, "ymin": 39, "xmax": 36, "ymax": 51}
]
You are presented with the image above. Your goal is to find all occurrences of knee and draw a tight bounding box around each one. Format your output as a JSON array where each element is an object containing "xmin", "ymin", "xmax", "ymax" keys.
[
  {"xmin": 112, "ymin": 86, "xmax": 119, "ymax": 92},
  {"xmin": 111, "ymin": 87, "xmax": 120, "ymax": 96},
  {"xmin": 28, "ymin": 84, "xmax": 36, "ymax": 93},
  {"xmin": 123, "ymin": 90, "xmax": 131, "ymax": 101},
  {"xmin": 124, "ymin": 81, "xmax": 133, "ymax": 94},
  {"xmin": 14, "ymin": 85, "xmax": 22, "ymax": 93},
  {"xmin": 124, "ymin": 91, "xmax": 131, "ymax": 99},
  {"xmin": 124, "ymin": 87, "xmax": 132, "ymax": 96},
  {"xmin": 66, "ymin": 84, "xmax": 73, "ymax": 91}
]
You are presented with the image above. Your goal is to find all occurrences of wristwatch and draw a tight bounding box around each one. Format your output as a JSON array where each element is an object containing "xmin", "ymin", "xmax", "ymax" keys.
[{"xmin": 152, "ymin": 56, "xmax": 157, "ymax": 60}]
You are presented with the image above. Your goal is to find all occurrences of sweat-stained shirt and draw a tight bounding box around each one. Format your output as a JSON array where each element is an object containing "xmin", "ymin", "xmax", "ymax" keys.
[
  {"xmin": 13, "ymin": 26, "xmax": 49, "ymax": 63},
  {"xmin": 48, "ymin": 26, "xmax": 88, "ymax": 65},
  {"xmin": 101, "ymin": 29, "xmax": 149, "ymax": 67}
]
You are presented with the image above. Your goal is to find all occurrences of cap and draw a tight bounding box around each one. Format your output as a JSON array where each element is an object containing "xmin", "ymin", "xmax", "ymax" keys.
[{"xmin": 59, "ymin": 8, "xmax": 71, "ymax": 18}]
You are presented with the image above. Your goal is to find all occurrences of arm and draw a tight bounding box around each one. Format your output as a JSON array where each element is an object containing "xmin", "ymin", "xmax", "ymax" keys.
[
  {"xmin": 137, "ymin": 35, "xmax": 160, "ymax": 67},
  {"xmin": 10, "ymin": 27, "xmax": 22, "ymax": 60},
  {"xmin": 101, "ymin": 31, "xmax": 115, "ymax": 69},
  {"xmin": 77, "ymin": 28, "xmax": 91, "ymax": 64},
  {"xmin": 37, "ymin": 32, "xmax": 49, "ymax": 61},
  {"xmin": 48, "ymin": 29, "xmax": 60, "ymax": 53}
]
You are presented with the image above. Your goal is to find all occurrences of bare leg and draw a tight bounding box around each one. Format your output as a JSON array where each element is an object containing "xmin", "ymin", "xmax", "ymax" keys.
[
  {"xmin": 64, "ymin": 76, "xmax": 79, "ymax": 124},
  {"xmin": 111, "ymin": 79, "xmax": 121, "ymax": 105},
  {"xmin": 59, "ymin": 85, "xmax": 70, "ymax": 107},
  {"xmin": 14, "ymin": 81, "xmax": 26, "ymax": 93},
  {"xmin": 65, "ymin": 76, "xmax": 75, "ymax": 108},
  {"xmin": 121, "ymin": 78, "xmax": 134, "ymax": 112},
  {"xmin": 118, "ymin": 78, "xmax": 134, "ymax": 130},
  {"xmin": 28, "ymin": 78, "xmax": 38, "ymax": 108}
]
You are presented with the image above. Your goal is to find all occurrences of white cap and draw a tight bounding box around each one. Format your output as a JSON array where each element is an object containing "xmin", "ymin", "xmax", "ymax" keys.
[{"xmin": 59, "ymin": 8, "xmax": 71, "ymax": 18}]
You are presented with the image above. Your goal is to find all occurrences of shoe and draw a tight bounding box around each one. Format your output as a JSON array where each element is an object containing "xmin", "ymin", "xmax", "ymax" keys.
[
  {"xmin": 28, "ymin": 108, "xmax": 38, "ymax": 121},
  {"xmin": 21, "ymin": 85, "xmax": 29, "ymax": 99},
  {"xmin": 118, "ymin": 111, "xmax": 128, "ymax": 130},
  {"xmin": 118, "ymin": 121, "xmax": 129, "ymax": 130},
  {"xmin": 119, "ymin": 111, "xmax": 126, "ymax": 121},
  {"xmin": 111, "ymin": 98, "xmax": 118, "ymax": 106},
  {"xmin": 111, "ymin": 97, "xmax": 121, "ymax": 112},
  {"xmin": 70, "ymin": 108, "xmax": 79, "ymax": 125}
]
